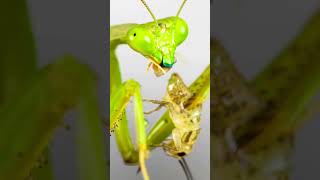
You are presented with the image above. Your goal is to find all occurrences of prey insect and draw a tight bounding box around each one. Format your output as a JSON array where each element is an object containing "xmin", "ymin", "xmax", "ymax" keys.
[
  {"xmin": 110, "ymin": 0, "xmax": 210, "ymax": 179},
  {"xmin": 143, "ymin": 73, "xmax": 204, "ymax": 180},
  {"xmin": 144, "ymin": 73, "xmax": 202, "ymax": 159}
]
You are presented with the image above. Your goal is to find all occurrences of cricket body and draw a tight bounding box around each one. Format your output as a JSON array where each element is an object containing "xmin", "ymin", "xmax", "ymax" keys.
[
  {"xmin": 150, "ymin": 73, "xmax": 202, "ymax": 159},
  {"xmin": 165, "ymin": 74, "xmax": 202, "ymax": 158}
]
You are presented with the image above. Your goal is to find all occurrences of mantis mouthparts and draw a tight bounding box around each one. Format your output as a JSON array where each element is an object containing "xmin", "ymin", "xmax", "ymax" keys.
[{"xmin": 147, "ymin": 58, "xmax": 171, "ymax": 77}]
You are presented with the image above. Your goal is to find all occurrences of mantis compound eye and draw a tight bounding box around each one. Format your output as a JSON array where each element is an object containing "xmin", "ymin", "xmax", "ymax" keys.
[
  {"xmin": 127, "ymin": 27, "xmax": 158, "ymax": 59},
  {"xmin": 126, "ymin": 26, "xmax": 164, "ymax": 65},
  {"xmin": 174, "ymin": 18, "xmax": 189, "ymax": 46}
]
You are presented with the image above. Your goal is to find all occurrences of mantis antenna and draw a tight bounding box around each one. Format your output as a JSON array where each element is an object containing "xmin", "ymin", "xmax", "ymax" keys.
[
  {"xmin": 139, "ymin": 0, "xmax": 158, "ymax": 24},
  {"xmin": 176, "ymin": 0, "xmax": 188, "ymax": 17}
]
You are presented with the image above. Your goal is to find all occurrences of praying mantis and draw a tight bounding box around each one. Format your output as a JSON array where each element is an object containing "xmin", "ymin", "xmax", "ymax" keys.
[{"xmin": 110, "ymin": 0, "xmax": 210, "ymax": 179}]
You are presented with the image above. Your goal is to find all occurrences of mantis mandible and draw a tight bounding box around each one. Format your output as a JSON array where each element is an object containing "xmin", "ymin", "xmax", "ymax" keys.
[{"xmin": 110, "ymin": 0, "xmax": 210, "ymax": 179}]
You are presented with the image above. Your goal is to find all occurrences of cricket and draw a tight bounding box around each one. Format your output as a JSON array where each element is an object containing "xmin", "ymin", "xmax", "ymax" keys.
[{"xmin": 110, "ymin": 0, "xmax": 210, "ymax": 179}]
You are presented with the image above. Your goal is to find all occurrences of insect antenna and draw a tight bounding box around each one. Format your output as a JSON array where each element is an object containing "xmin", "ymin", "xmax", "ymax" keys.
[
  {"xmin": 176, "ymin": 0, "xmax": 188, "ymax": 17},
  {"xmin": 178, "ymin": 157, "xmax": 194, "ymax": 180},
  {"xmin": 139, "ymin": 0, "xmax": 158, "ymax": 24}
]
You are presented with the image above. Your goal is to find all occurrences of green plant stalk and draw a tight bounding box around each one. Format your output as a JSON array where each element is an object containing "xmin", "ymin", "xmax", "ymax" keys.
[
  {"xmin": 0, "ymin": 0, "xmax": 51, "ymax": 179},
  {"xmin": 76, "ymin": 75, "xmax": 108, "ymax": 180},
  {"xmin": 0, "ymin": 0, "xmax": 37, "ymax": 106},
  {"xmin": 212, "ymin": 8, "xmax": 320, "ymax": 180},
  {"xmin": 211, "ymin": 38, "xmax": 265, "ymax": 135},
  {"xmin": 241, "ymin": 9, "xmax": 320, "ymax": 152},
  {"xmin": 252, "ymin": 10, "xmax": 320, "ymax": 104},
  {"xmin": 0, "ymin": 0, "xmax": 108, "ymax": 179}
]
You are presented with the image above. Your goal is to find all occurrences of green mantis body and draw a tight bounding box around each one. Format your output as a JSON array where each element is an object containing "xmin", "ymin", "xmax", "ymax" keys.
[{"xmin": 110, "ymin": 1, "xmax": 210, "ymax": 179}]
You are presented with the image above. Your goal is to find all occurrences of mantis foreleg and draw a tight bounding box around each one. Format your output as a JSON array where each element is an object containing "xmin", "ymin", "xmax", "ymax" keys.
[
  {"xmin": 110, "ymin": 24, "xmax": 151, "ymax": 180},
  {"xmin": 110, "ymin": 79, "xmax": 149, "ymax": 180}
]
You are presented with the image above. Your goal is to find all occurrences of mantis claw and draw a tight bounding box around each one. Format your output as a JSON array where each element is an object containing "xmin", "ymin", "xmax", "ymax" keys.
[{"xmin": 139, "ymin": 144, "xmax": 150, "ymax": 180}]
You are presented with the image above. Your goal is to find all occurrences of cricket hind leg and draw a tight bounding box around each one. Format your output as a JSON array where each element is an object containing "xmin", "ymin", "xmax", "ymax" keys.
[
  {"xmin": 172, "ymin": 128, "xmax": 183, "ymax": 150},
  {"xmin": 144, "ymin": 104, "xmax": 165, "ymax": 115},
  {"xmin": 110, "ymin": 79, "xmax": 150, "ymax": 180}
]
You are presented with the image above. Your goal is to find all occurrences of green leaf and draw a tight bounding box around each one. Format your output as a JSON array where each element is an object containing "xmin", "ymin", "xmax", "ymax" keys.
[{"xmin": 241, "ymin": 10, "xmax": 320, "ymax": 152}]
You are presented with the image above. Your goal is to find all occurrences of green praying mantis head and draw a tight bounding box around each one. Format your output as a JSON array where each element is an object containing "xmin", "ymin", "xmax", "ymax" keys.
[{"xmin": 126, "ymin": 0, "xmax": 189, "ymax": 77}]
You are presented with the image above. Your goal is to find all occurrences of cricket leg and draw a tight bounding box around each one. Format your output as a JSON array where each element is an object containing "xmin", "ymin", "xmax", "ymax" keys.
[{"xmin": 143, "ymin": 99, "xmax": 169, "ymax": 114}]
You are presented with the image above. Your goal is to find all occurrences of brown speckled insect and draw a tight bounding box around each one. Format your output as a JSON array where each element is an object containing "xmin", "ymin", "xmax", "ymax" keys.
[{"xmin": 145, "ymin": 73, "xmax": 204, "ymax": 159}]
